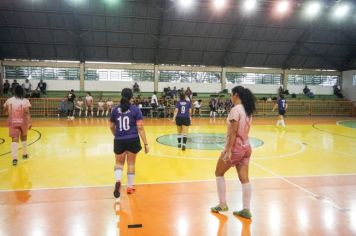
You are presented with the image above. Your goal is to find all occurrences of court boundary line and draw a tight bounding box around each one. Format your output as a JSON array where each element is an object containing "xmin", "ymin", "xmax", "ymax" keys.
[
  {"xmin": 312, "ymin": 122, "xmax": 356, "ymax": 140},
  {"xmin": 0, "ymin": 173, "xmax": 356, "ymax": 193}
]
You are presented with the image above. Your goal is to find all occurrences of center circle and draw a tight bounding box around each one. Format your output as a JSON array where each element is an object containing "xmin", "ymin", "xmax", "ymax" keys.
[{"xmin": 156, "ymin": 133, "xmax": 264, "ymax": 150}]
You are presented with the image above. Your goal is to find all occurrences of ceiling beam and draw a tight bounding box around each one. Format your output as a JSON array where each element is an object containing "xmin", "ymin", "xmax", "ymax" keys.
[
  {"xmin": 153, "ymin": 0, "xmax": 168, "ymax": 65},
  {"xmin": 221, "ymin": 21, "xmax": 245, "ymax": 67}
]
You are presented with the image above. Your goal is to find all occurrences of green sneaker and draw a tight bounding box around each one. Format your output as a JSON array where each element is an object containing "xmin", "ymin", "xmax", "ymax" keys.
[
  {"xmin": 233, "ymin": 209, "xmax": 252, "ymax": 219},
  {"xmin": 211, "ymin": 204, "xmax": 228, "ymax": 213}
]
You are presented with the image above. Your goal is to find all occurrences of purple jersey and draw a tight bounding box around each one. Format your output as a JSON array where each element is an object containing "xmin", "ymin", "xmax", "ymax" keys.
[
  {"xmin": 110, "ymin": 104, "xmax": 143, "ymax": 140},
  {"xmin": 176, "ymin": 100, "xmax": 191, "ymax": 118},
  {"xmin": 277, "ymin": 99, "xmax": 287, "ymax": 111}
]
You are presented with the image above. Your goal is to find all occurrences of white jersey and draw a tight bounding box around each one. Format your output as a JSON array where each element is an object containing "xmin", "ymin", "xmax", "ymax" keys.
[
  {"xmin": 85, "ymin": 96, "xmax": 93, "ymax": 106},
  {"xmin": 106, "ymin": 101, "xmax": 114, "ymax": 109},
  {"xmin": 151, "ymin": 94, "xmax": 158, "ymax": 104}
]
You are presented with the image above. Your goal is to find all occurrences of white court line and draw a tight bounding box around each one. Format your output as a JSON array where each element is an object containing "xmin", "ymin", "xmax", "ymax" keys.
[
  {"xmin": 251, "ymin": 161, "xmax": 350, "ymax": 212},
  {"xmin": 1, "ymin": 173, "xmax": 356, "ymax": 193}
]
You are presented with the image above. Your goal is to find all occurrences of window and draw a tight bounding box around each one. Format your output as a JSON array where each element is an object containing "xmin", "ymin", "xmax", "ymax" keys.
[
  {"xmin": 353, "ymin": 74, "xmax": 356, "ymax": 86},
  {"xmin": 288, "ymin": 74, "xmax": 339, "ymax": 86},
  {"xmin": 5, "ymin": 66, "xmax": 79, "ymax": 80},
  {"xmin": 159, "ymin": 71, "xmax": 221, "ymax": 83},
  {"xmin": 85, "ymin": 69, "xmax": 154, "ymax": 81},
  {"xmin": 226, "ymin": 72, "xmax": 281, "ymax": 84}
]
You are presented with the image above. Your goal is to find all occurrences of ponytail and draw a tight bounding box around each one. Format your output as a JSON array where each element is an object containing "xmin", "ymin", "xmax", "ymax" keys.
[
  {"xmin": 120, "ymin": 88, "xmax": 133, "ymax": 112},
  {"xmin": 231, "ymin": 86, "xmax": 256, "ymax": 117}
]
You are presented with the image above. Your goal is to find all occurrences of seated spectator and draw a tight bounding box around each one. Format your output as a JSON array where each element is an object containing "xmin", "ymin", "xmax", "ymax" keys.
[
  {"xmin": 303, "ymin": 86, "xmax": 314, "ymax": 98},
  {"xmin": 3, "ymin": 79, "xmax": 10, "ymax": 95},
  {"xmin": 11, "ymin": 80, "xmax": 19, "ymax": 94},
  {"xmin": 75, "ymin": 97, "xmax": 84, "ymax": 117},
  {"xmin": 30, "ymin": 89, "xmax": 41, "ymax": 98},
  {"xmin": 193, "ymin": 99, "xmax": 202, "ymax": 117},
  {"xmin": 58, "ymin": 99, "xmax": 67, "ymax": 117},
  {"xmin": 333, "ymin": 84, "xmax": 344, "ymax": 98},
  {"xmin": 22, "ymin": 79, "xmax": 32, "ymax": 95},
  {"xmin": 133, "ymin": 82, "xmax": 140, "ymax": 93},
  {"xmin": 37, "ymin": 79, "xmax": 47, "ymax": 94}
]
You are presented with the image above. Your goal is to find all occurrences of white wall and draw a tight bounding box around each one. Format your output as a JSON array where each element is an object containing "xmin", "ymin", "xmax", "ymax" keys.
[
  {"xmin": 226, "ymin": 84, "xmax": 280, "ymax": 94},
  {"xmin": 46, "ymin": 80, "xmax": 80, "ymax": 91},
  {"xmin": 84, "ymin": 81, "xmax": 154, "ymax": 92},
  {"xmin": 342, "ymin": 70, "xmax": 356, "ymax": 101},
  {"xmin": 158, "ymin": 82, "xmax": 221, "ymax": 93},
  {"xmin": 287, "ymin": 85, "xmax": 333, "ymax": 95}
]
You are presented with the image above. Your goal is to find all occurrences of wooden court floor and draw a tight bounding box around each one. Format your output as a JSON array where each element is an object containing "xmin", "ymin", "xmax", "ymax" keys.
[{"xmin": 1, "ymin": 117, "xmax": 356, "ymax": 235}]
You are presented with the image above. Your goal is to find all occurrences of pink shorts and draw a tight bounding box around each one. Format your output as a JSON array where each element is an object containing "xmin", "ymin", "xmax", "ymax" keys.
[
  {"xmin": 220, "ymin": 145, "xmax": 252, "ymax": 167},
  {"xmin": 9, "ymin": 126, "xmax": 28, "ymax": 138}
]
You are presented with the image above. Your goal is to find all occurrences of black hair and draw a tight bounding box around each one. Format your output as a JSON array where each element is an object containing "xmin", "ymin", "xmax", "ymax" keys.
[
  {"xmin": 87, "ymin": 92, "xmax": 91, "ymax": 96},
  {"xmin": 231, "ymin": 86, "xmax": 256, "ymax": 117},
  {"xmin": 121, "ymin": 88, "xmax": 133, "ymax": 112},
  {"xmin": 14, "ymin": 85, "xmax": 25, "ymax": 99},
  {"xmin": 179, "ymin": 92, "xmax": 185, "ymax": 101}
]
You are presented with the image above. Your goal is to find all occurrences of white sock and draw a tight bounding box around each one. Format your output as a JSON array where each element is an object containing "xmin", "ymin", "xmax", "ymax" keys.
[
  {"xmin": 11, "ymin": 142, "xmax": 18, "ymax": 160},
  {"xmin": 281, "ymin": 120, "xmax": 286, "ymax": 127},
  {"xmin": 22, "ymin": 141, "xmax": 27, "ymax": 155},
  {"xmin": 216, "ymin": 176, "xmax": 226, "ymax": 205},
  {"xmin": 127, "ymin": 173, "xmax": 135, "ymax": 188},
  {"xmin": 276, "ymin": 120, "xmax": 281, "ymax": 126},
  {"xmin": 114, "ymin": 168, "xmax": 122, "ymax": 182},
  {"xmin": 242, "ymin": 183, "xmax": 251, "ymax": 210},
  {"xmin": 210, "ymin": 111, "xmax": 213, "ymax": 117}
]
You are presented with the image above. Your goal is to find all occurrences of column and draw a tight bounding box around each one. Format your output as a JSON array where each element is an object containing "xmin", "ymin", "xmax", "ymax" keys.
[
  {"xmin": 0, "ymin": 60, "xmax": 3, "ymax": 96},
  {"xmin": 221, "ymin": 67, "xmax": 226, "ymax": 92},
  {"xmin": 154, "ymin": 64, "xmax": 159, "ymax": 92},
  {"xmin": 80, "ymin": 62, "xmax": 85, "ymax": 91},
  {"xmin": 282, "ymin": 69, "xmax": 288, "ymax": 89}
]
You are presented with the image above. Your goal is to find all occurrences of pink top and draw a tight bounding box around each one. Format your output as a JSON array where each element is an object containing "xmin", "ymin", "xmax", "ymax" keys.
[
  {"xmin": 4, "ymin": 97, "xmax": 31, "ymax": 127},
  {"xmin": 85, "ymin": 96, "xmax": 93, "ymax": 106},
  {"xmin": 226, "ymin": 104, "xmax": 252, "ymax": 147}
]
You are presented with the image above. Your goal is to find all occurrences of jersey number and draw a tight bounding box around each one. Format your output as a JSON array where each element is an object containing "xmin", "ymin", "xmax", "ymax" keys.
[
  {"xmin": 181, "ymin": 106, "xmax": 186, "ymax": 114},
  {"xmin": 118, "ymin": 116, "xmax": 130, "ymax": 131}
]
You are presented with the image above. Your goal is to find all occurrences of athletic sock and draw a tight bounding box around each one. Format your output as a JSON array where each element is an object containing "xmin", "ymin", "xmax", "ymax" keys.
[
  {"xmin": 177, "ymin": 137, "xmax": 182, "ymax": 145},
  {"xmin": 242, "ymin": 183, "xmax": 251, "ymax": 210},
  {"xmin": 216, "ymin": 176, "xmax": 226, "ymax": 205},
  {"xmin": 22, "ymin": 141, "xmax": 27, "ymax": 155},
  {"xmin": 127, "ymin": 173, "xmax": 135, "ymax": 188},
  {"xmin": 281, "ymin": 120, "xmax": 286, "ymax": 127},
  {"xmin": 114, "ymin": 167, "xmax": 123, "ymax": 182},
  {"xmin": 11, "ymin": 142, "xmax": 18, "ymax": 160},
  {"xmin": 182, "ymin": 135, "xmax": 187, "ymax": 146}
]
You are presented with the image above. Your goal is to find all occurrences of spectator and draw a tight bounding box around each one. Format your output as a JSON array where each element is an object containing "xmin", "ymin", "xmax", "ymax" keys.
[
  {"xmin": 30, "ymin": 89, "xmax": 41, "ymax": 98},
  {"xmin": 85, "ymin": 92, "xmax": 94, "ymax": 117},
  {"xmin": 278, "ymin": 86, "xmax": 284, "ymax": 95},
  {"xmin": 209, "ymin": 98, "xmax": 218, "ymax": 118},
  {"xmin": 185, "ymin": 87, "xmax": 192, "ymax": 101},
  {"xmin": 133, "ymin": 82, "xmax": 140, "ymax": 93},
  {"xmin": 105, "ymin": 98, "xmax": 114, "ymax": 116},
  {"xmin": 75, "ymin": 97, "xmax": 84, "ymax": 117},
  {"xmin": 67, "ymin": 89, "xmax": 76, "ymax": 120},
  {"xmin": 37, "ymin": 79, "xmax": 47, "ymax": 95},
  {"xmin": 22, "ymin": 79, "xmax": 32, "ymax": 95},
  {"xmin": 58, "ymin": 99, "xmax": 66, "ymax": 117},
  {"xmin": 193, "ymin": 99, "xmax": 202, "ymax": 117},
  {"xmin": 172, "ymin": 86, "xmax": 177, "ymax": 98},
  {"xmin": 3, "ymin": 79, "xmax": 10, "ymax": 95},
  {"xmin": 333, "ymin": 84, "xmax": 344, "ymax": 98},
  {"xmin": 11, "ymin": 80, "xmax": 19, "ymax": 94},
  {"xmin": 303, "ymin": 86, "xmax": 314, "ymax": 98}
]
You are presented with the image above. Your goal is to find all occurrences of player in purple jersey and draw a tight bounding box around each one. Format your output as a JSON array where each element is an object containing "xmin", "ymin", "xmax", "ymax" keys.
[
  {"xmin": 172, "ymin": 93, "xmax": 192, "ymax": 151},
  {"xmin": 110, "ymin": 88, "xmax": 149, "ymax": 198},
  {"xmin": 272, "ymin": 94, "xmax": 288, "ymax": 127}
]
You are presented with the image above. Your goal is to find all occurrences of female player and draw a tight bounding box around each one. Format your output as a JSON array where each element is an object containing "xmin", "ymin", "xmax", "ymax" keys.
[
  {"xmin": 110, "ymin": 88, "xmax": 149, "ymax": 198},
  {"xmin": 3, "ymin": 86, "xmax": 32, "ymax": 166},
  {"xmin": 97, "ymin": 99, "xmax": 105, "ymax": 117},
  {"xmin": 211, "ymin": 86, "xmax": 256, "ymax": 219},
  {"xmin": 75, "ymin": 96, "xmax": 84, "ymax": 117},
  {"xmin": 272, "ymin": 94, "xmax": 288, "ymax": 127},
  {"xmin": 105, "ymin": 98, "xmax": 114, "ymax": 116},
  {"xmin": 85, "ymin": 92, "xmax": 94, "ymax": 117},
  {"xmin": 172, "ymin": 93, "xmax": 192, "ymax": 151}
]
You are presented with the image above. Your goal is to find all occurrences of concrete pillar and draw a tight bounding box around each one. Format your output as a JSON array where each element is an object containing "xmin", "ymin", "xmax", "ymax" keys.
[
  {"xmin": 282, "ymin": 69, "xmax": 288, "ymax": 89},
  {"xmin": 79, "ymin": 62, "xmax": 85, "ymax": 91},
  {"xmin": 221, "ymin": 67, "xmax": 226, "ymax": 91},
  {"xmin": 154, "ymin": 64, "xmax": 159, "ymax": 92}
]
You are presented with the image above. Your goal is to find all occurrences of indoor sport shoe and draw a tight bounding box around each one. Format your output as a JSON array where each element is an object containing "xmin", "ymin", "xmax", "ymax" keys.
[
  {"xmin": 22, "ymin": 154, "xmax": 29, "ymax": 160},
  {"xmin": 182, "ymin": 145, "xmax": 186, "ymax": 151},
  {"xmin": 178, "ymin": 144, "xmax": 181, "ymax": 148},
  {"xmin": 113, "ymin": 181, "xmax": 121, "ymax": 198},
  {"xmin": 12, "ymin": 159, "xmax": 18, "ymax": 166},
  {"xmin": 211, "ymin": 204, "xmax": 228, "ymax": 213},
  {"xmin": 233, "ymin": 209, "xmax": 252, "ymax": 219},
  {"xmin": 127, "ymin": 187, "xmax": 136, "ymax": 194}
]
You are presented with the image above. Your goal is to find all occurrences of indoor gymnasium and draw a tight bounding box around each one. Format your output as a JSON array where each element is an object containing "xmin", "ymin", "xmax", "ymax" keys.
[{"xmin": 1, "ymin": 0, "xmax": 356, "ymax": 235}]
